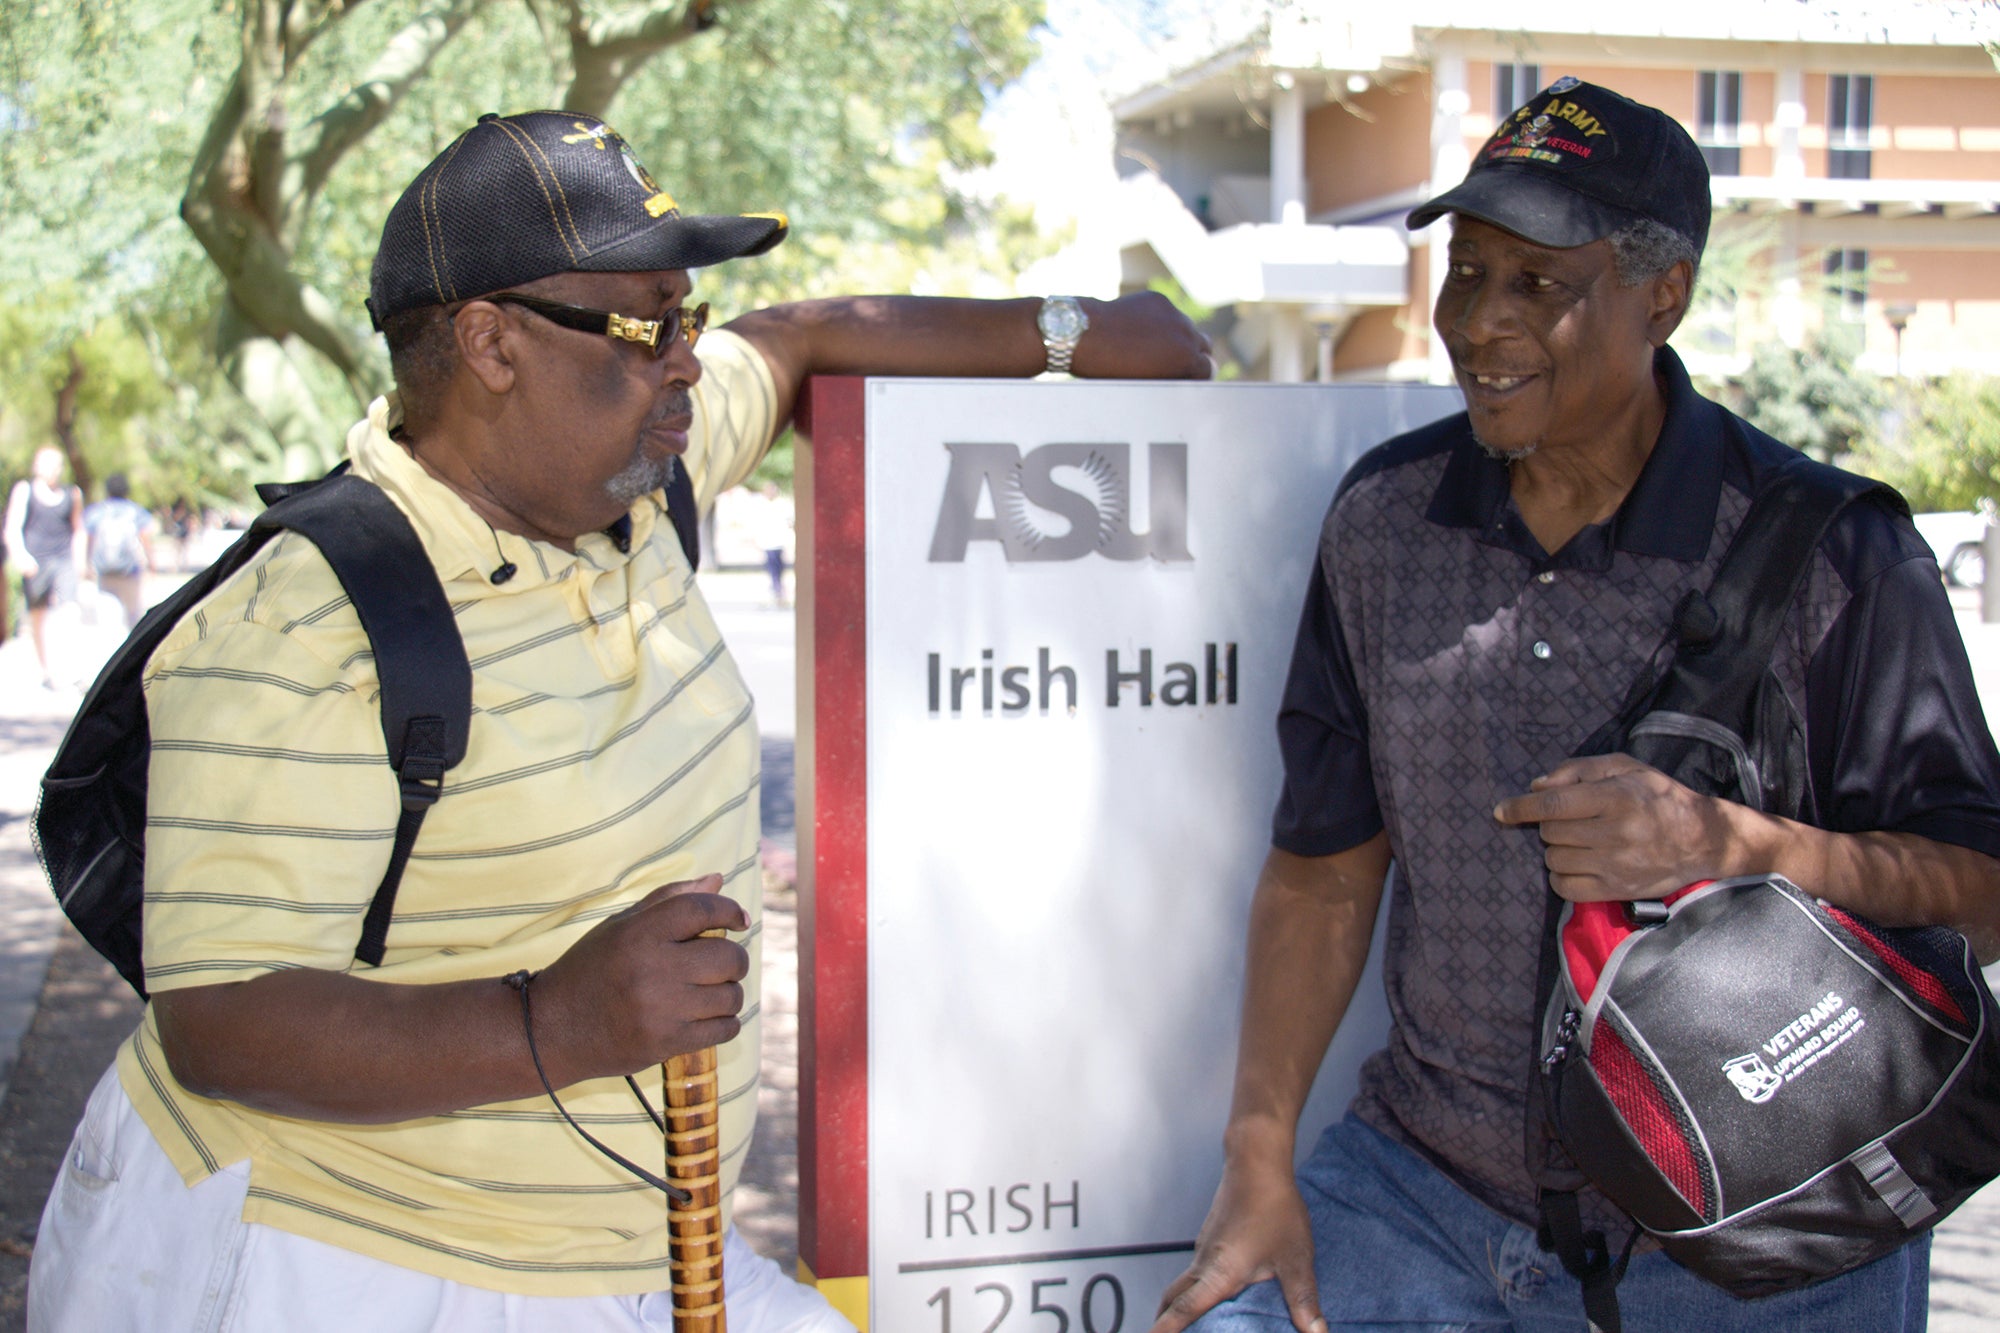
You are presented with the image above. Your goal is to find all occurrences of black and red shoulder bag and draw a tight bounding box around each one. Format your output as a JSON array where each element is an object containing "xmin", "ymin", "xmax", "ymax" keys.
[{"xmin": 1526, "ymin": 454, "xmax": 2000, "ymax": 1331}]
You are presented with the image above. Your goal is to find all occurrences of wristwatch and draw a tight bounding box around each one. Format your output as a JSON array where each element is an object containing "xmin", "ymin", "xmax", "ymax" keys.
[{"xmin": 1037, "ymin": 295, "xmax": 1089, "ymax": 377}]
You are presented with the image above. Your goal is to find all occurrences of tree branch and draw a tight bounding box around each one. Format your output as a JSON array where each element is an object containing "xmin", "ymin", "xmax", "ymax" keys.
[
  {"xmin": 208, "ymin": 205, "xmax": 385, "ymax": 404},
  {"xmin": 180, "ymin": 0, "xmax": 413, "ymax": 419},
  {"xmin": 583, "ymin": 0, "xmax": 710, "ymax": 56},
  {"xmin": 517, "ymin": 0, "xmax": 576, "ymax": 95},
  {"xmin": 290, "ymin": 0, "xmax": 488, "ymax": 216},
  {"xmin": 562, "ymin": 0, "xmax": 720, "ymax": 117}
]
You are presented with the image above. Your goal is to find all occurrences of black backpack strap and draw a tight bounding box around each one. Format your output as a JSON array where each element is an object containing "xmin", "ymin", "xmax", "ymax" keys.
[
  {"xmin": 254, "ymin": 473, "xmax": 471, "ymax": 966},
  {"xmin": 664, "ymin": 455, "xmax": 700, "ymax": 571},
  {"xmin": 1654, "ymin": 455, "xmax": 1900, "ymax": 729},
  {"xmin": 1539, "ymin": 1188, "xmax": 1636, "ymax": 1332}
]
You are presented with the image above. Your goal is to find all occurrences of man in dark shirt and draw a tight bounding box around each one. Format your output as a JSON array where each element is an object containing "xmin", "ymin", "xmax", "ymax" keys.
[{"xmin": 1153, "ymin": 79, "xmax": 2000, "ymax": 1333}]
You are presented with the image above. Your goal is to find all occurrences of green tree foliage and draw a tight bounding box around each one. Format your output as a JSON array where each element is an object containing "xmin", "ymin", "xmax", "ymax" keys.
[
  {"xmin": 1, "ymin": 0, "xmax": 1044, "ymax": 499},
  {"xmin": 1714, "ymin": 335, "xmax": 1884, "ymax": 463},
  {"xmin": 1855, "ymin": 375, "xmax": 2000, "ymax": 513}
]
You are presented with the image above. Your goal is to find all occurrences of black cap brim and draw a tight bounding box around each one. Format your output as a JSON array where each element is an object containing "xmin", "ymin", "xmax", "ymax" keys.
[
  {"xmin": 579, "ymin": 212, "xmax": 789, "ymax": 273},
  {"xmin": 1406, "ymin": 169, "xmax": 1642, "ymax": 249}
]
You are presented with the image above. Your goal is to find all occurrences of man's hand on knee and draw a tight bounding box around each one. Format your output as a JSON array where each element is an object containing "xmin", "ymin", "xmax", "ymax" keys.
[{"xmin": 1150, "ymin": 1161, "xmax": 1326, "ymax": 1333}]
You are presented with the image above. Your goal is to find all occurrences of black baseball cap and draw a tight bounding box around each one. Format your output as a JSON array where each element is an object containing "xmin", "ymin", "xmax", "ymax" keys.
[
  {"xmin": 367, "ymin": 110, "xmax": 788, "ymax": 329},
  {"xmin": 1406, "ymin": 77, "xmax": 1710, "ymax": 258}
]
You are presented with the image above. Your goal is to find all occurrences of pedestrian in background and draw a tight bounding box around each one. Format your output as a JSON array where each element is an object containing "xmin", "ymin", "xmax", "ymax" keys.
[
  {"xmin": 755, "ymin": 480, "xmax": 795, "ymax": 606},
  {"xmin": 84, "ymin": 473, "xmax": 157, "ymax": 631},
  {"xmin": 165, "ymin": 497, "xmax": 197, "ymax": 571},
  {"xmin": 4, "ymin": 446, "xmax": 85, "ymax": 690}
]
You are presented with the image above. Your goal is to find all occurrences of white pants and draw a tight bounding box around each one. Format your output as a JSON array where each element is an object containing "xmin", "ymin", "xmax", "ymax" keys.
[{"xmin": 30, "ymin": 1066, "xmax": 854, "ymax": 1333}]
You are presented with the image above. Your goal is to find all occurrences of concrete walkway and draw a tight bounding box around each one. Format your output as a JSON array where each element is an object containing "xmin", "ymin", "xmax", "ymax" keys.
[
  {"xmin": 0, "ymin": 595, "xmax": 136, "ymax": 1109},
  {"xmin": 1, "ymin": 573, "xmax": 1999, "ymax": 1328}
]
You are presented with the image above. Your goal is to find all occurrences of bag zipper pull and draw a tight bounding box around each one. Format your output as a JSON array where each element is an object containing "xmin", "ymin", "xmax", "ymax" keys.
[{"xmin": 1542, "ymin": 1007, "xmax": 1582, "ymax": 1073}]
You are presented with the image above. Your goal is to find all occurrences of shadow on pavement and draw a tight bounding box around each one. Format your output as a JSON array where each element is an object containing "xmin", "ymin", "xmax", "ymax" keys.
[{"xmin": 0, "ymin": 721, "xmax": 67, "ymax": 756}]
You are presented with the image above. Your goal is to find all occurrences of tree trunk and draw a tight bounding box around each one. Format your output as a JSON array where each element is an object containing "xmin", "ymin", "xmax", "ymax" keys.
[
  {"xmin": 216, "ymin": 301, "xmax": 345, "ymax": 478},
  {"xmin": 564, "ymin": 0, "xmax": 719, "ymax": 113},
  {"xmin": 51, "ymin": 348, "xmax": 94, "ymax": 496},
  {"xmin": 179, "ymin": 0, "xmax": 487, "ymax": 431},
  {"xmin": 178, "ymin": 0, "xmax": 720, "ymax": 453}
]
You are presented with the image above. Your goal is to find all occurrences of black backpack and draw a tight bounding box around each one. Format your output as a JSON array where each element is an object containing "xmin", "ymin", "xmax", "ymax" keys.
[
  {"xmin": 33, "ymin": 462, "xmax": 702, "ymax": 998},
  {"xmin": 1527, "ymin": 454, "xmax": 2000, "ymax": 1328}
]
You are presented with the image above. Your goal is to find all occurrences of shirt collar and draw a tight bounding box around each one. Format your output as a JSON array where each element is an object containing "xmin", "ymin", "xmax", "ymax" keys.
[
  {"xmin": 1423, "ymin": 345, "xmax": 1721, "ymax": 566},
  {"xmin": 347, "ymin": 396, "xmax": 662, "ymax": 590}
]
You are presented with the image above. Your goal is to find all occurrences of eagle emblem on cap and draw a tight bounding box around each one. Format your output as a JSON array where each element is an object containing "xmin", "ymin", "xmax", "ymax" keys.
[{"xmin": 616, "ymin": 140, "xmax": 678, "ymax": 218}]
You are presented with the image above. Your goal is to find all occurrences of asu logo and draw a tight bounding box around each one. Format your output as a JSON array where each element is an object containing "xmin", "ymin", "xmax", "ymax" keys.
[{"xmin": 929, "ymin": 442, "xmax": 1191, "ymax": 563}]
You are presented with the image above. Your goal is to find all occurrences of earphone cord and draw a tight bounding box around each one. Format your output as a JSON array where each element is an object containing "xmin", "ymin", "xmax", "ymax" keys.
[{"xmin": 501, "ymin": 970, "xmax": 689, "ymax": 1204}]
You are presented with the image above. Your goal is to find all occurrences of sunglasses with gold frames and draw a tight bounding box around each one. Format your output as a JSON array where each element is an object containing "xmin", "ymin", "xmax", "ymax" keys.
[{"xmin": 478, "ymin": 292, "xmax": 708, "ymax": 356}]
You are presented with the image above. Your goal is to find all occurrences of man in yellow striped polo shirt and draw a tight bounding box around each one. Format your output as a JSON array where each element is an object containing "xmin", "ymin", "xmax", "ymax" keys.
[{"xmin": 28, "ymin": 111, "xmax": 1210, "ymax": 1332}]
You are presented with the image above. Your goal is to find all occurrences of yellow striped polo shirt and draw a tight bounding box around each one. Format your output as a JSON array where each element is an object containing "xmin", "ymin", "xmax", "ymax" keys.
[{"xmin": 117, "ymin": 330, "xmax": 780, "ymax": 1296}]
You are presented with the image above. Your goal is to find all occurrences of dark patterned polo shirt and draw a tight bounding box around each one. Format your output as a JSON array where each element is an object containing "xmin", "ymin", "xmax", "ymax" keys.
[{"xmin": 1273, "ymin": 346, "xmax": 2000, "ymax": 1237}]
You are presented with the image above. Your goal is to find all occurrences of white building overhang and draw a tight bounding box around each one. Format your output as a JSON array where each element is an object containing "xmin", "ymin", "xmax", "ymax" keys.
[
  {"xmin": 1716, "ymin": 176, "xmax": 2000, "ymax": 211},
  {"xmin": 1111, "ymin": 2, "xmax": 2000, "ymax": 131},
  {"xmin": 1109, "ymin": 171, "xmax": 1407, "ymax": 309},
  {"xmin": 1710, "ymin": 176, "xmax": 2000, "ymax": 252}
]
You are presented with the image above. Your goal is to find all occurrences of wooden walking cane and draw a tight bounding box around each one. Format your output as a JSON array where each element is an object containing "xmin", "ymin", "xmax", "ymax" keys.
[{"xmin": 664, "ymin": 927, "xmax": 727, "ymax": 1332}]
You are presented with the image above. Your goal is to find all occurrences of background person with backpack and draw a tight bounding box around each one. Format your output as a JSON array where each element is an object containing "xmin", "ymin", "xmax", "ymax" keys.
[
  {"xmin": 1152, "ymin": 79, "xmax": 2000, "ymax": 1333},
  {"xmin": 27, "ymin": 109, "xmax": 1210, "ymax": 1333},
  {"xmin": 82, "ymin": 472, "xmax": 156, "ymax": 631}
]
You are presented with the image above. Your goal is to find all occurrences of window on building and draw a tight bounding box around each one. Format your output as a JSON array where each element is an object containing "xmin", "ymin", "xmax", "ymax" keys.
[
  {"xmin": 1494, "ymin": 63, "xmax": 1540, "ymax": 117},
  {"xmin": 1828, "ymin": 74, "xmax": 1873, "ymax": 179},
  {"xmin": 1824, "ymin": 248, "xmax": 1869, "ymax": 321},
  {"xmin": 1695, "ymin": 71, "xmax": 1743, "ymax": 176}
]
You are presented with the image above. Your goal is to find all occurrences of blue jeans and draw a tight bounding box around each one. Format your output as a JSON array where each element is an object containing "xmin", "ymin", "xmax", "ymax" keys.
[{"xmin": 1192, "ymin": 1114, "xmax": 1928, "ymax": 1332}]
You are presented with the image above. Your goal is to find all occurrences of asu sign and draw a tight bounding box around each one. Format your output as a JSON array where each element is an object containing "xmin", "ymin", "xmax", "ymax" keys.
[
  {"xmin": 796, "ymin": 376, "xmax": 1462, "ymax": 1332},
  {"xmin": 927, "ymin": 442, "xmax": 1190, "ymax": 563}
]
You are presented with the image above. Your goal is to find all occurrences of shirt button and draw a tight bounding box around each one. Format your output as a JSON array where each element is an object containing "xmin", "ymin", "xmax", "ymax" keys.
[
  {"xmin": 1537, "ymin": 571, "xmax": 1557, "ymax": 584},
  {"xmin": 1532, "ymin": 640, "xmax": 1554, "ymax": 660}
]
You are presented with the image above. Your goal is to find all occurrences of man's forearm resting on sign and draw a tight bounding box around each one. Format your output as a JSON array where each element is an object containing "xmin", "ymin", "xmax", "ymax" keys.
[{"xmin": 723, "ymin": 292, "xmax": 1211, "ymax": 411}]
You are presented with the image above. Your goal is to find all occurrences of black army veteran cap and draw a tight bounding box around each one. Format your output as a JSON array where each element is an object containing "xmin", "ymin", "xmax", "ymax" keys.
[
  {"xmin": 1407, "ymin": 77, "xmax": 1710, "ymax": 258},
  {"xmin": 367, "ymin": 110, "xmax": 788, "ymax": 329}
]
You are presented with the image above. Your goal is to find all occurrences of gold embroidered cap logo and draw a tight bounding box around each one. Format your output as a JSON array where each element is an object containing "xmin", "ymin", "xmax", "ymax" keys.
[{"xmin": 617, "ymin": 142, "xmax": 677, "ymax": 218}]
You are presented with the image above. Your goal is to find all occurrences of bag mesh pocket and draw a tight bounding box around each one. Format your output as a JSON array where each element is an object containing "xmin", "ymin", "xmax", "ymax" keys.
[
  {"xmin": 1591, "ymin": 1010, "xmax": 1716, "ymax": 1222},
  {"xmin": 1822, "ymin": 906, "xmax": 1976, "ymax": 1031}
]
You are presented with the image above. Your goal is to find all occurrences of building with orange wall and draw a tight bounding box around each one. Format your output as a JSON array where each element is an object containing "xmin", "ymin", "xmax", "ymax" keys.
[{"xmin": 1081, "ymin": 3, "xmax": 2000, "ymax": 382}]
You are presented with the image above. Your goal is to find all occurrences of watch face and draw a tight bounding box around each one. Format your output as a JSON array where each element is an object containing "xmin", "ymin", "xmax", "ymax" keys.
[{"xmin": 1039, "ymin": 298, "xmax": 1087, "ymax": 342}]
